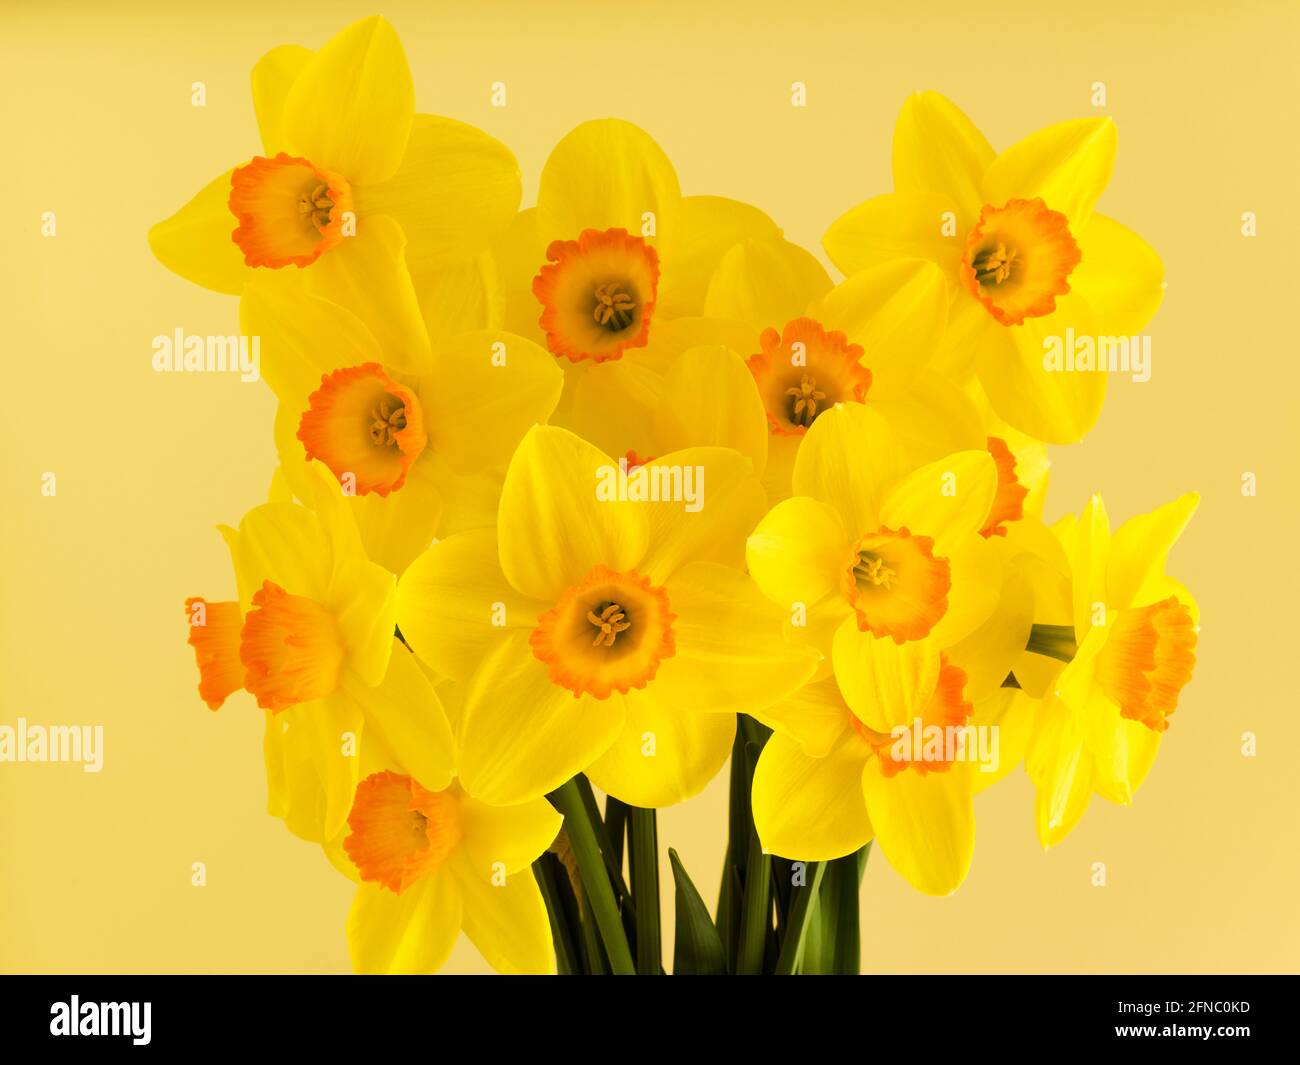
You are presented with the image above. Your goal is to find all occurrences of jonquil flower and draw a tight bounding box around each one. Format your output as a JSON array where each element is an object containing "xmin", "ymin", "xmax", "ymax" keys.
[
  {"xmin": 149, "ymin": 16, "xmax": 521, "ymax": 367},
  {"xmin": 241, "ymin": 274, "xmax": 563, "ymax": 575},
  {"xmin": 1017, "ymin": 492, "xmax": 1199, "ymax": 845},
  {"xmin": 824, "ymin": 92, "xmax": 1164, "ymax": 443},
  {"xmin": 746, "ymin": 403, "xmax": 1011, "ymax": 663},
  {"xmin": 184, "ymin": 463, "xmax": 454, "ymax": 841},
  {"xmin": 342, "ymin": 767, "xmax": 560, "ymax": 974},
  {"xmin": 396, "ymin": 426, "xmax": 819, "ymax": 808}
]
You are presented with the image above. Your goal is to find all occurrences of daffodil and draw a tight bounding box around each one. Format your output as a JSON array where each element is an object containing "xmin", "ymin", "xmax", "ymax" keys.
[
  {"xmin": 824, "ymin": 92, "xmax": 1164, "ymax": 443},
  {"xmin": 746, "ymin": 403, "xmax": 1015, "ymax": 668},
  {"xmin": 183, "ymin": 462, "xmax": 455, "ymax": 841},
  {"xmin": 396, "ymin": 425, "xmax": 819, "ymax": 808},
  {"xmin": 149, "ymin": 16, "xmax": 521, "ymax": 366},
  {"xmin": 1014, "ymin": 492, "xmax": 1199, "ymax": 845},
  {"xmin": 492, "ymin": 119, "xmax": 828, "ymax": 452},
  {"xmin": 338, "ymin": 763, "xmax": 560, "ymax": 975},
  {"xmin": 241, "ymin": 273, "xmax": 563, "ymax": 575}
]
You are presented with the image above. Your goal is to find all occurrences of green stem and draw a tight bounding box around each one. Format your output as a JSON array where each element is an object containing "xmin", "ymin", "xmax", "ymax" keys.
[
  {"xmin": 548, "ymin": 779, "xmax": 636, "ymax": 975},
  {"xmin": 628, "ymin": 807, "xmax": 662, "ymax": 975},
  {"xmin": 1025, "ymin": 623, "xmax": 1078, "ymax": 663},
  {"xmin": 734, "ymin": 724, "xmax": 772, "ymax": 975},
  {"xmin": 773, "ymin": 860, "xmax": 824, "ymax": 975},
  {"xmin": 532, "ymin": 855, "xmax": 579, "ymax": 975}
]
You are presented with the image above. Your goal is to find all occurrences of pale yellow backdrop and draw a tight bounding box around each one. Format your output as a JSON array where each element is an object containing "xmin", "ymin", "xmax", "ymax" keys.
[{"xmin": 2, "ymin": 0, "xmax": 1296, "ymax": 973}]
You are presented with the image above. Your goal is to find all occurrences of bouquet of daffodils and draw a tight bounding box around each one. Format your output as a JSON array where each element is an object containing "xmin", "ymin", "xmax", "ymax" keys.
[{"xmin": 164, "ymin": 17, "xmax": 1197, "ymax": 975}]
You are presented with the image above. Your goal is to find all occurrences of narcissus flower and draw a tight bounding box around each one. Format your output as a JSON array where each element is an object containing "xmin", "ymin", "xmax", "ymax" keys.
[
  {"xmin": 824, "ymin": 92, "xmax": 1164, "ymax": 443},
  {"xmin": 752, "ymin": 649, "xmax": 981, "ymax": 896},
  {"xmin": 1017, "ymin": 492, "xmax": 1199, "ymax": 845},
  {"xmin": 183, "ymin": 463, "xmax": 454, "ymax": 841},
  {"xmin": 493, "ymin": 119, "xmax": 829, "ymax": 453},
  {"xmin": 396, "ymin": 425, "xmax": 819, "ymax": 808},
  {"xmin": 241, "ymin": 274, "xmax": 563, "ymax": 575},
  {"xmin": 746, "ymin": 403, "xmax": 1009, "ymax": 664},
  {"xmin": 342, "ymin": 769, "xmax": 559, "ymax": 974},
  {"xmin": 149, "ymin": 16, "xmax": 521, "ymax": 365}
]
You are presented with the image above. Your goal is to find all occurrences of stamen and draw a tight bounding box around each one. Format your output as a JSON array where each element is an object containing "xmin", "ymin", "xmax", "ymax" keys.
[
  {"xmin": 854, "ymin": 553, "xmax": 896, "ymax": 590},
  {"xmin": 785, "ymin": 373, "xmax": 828, "ymax": 427},
  {"xmin": 298, "ymin": 182, "xmax": 335, "ymax": 231},
  {"xmin": 587, "ymin": 602, "xmax": 631, "ymax": 647},
  {"xmin": 972, "ymin": 242, "xmax": 1017, "ymax": 286},
  {"xmin": 593, "ymin": 283, "xmax": 636, "ymax": 331},
  {"xmin": 369, "ymin": 395, "xmax": 408, "ymax": 447}
]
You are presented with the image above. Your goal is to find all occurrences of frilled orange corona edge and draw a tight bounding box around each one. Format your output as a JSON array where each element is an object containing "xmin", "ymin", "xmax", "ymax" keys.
[
  {"xmin": 532, "ymin": 228, "xmax": 660, "ymax": 363},
  {"xmin": 841, "ymin": 526, "xmax": 951, "ymax": 644},
  {"xmin": 960, "ymin": 197, "xmax": 1081, "ymax": 326},
  {"xmin": 229, "ymin": 152, "xmax": 355, "ymax": 269},
  {"xmin": 344, "ymin": 771, "xmax": 462, "ymax": 894},
  {"xmin": 530, "ymin": 565, "xmax": 676, "ymax": 699},
  {"xmin": 1095, "ymin": 596, "xmax": 1197, "ymax": 732},
  {"xmin": 747, "ymin": 317, "xmax": 872, "ymax": 436}
]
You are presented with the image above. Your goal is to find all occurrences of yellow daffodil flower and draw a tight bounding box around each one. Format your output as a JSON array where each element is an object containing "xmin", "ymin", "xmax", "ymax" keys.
[
  {"xmin": 746, "ymin": 403, "xmax": 1018, "ymax": 669},
  {"xmin": 1016, "ymin": 492, "xmax": 1199, "ymax": 845},
  {"xmin": 184, "ymin": 462, "xmax": 455, "ymax": 841},
  {"xmin": 149, "ymin": 16, "xmax": 520, "ymax": 367},
  {"xmin": 396, "ymin": 425, "xmax": 819, "ymax": 808},
  {"xmin": 824, "ymin": 92, "xmax": 1164, "ymax": 444},
  {"xmin": 241, "ymin": 274, "xmax": 563, "ymax": 575},
  {"xmin": 492, "ymin": 120, "xmax": 827, "ymax": 449}
]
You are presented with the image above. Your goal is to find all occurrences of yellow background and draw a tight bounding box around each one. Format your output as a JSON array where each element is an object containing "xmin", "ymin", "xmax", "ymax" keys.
[{"xmin": 2, "ymin": 0, "xmax": 1297, "ymax": 973}]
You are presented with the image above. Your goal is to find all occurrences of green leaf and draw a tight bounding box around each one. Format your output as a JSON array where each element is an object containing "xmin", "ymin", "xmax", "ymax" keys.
[{"xmin": 668, "ymin": 848, "xmax": 727, "ymax": 975}]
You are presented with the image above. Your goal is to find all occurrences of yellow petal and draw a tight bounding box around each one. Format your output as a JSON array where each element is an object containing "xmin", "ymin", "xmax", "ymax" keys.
[
  {"xmin": 341, "ymin": 643, "xmax": 456, "ymax": 792},
  {"xmin": 750, "ymin": 674, "xmax": 851, "ymax": 758},
  {"xmin": 585, "ymin": 687, "xmax": 736, "ymax": 808},
  {"xmin": 148, "ymin": 170, "xmax": 248, "ymax": 295},
  {"xmin": 892, "ymin": 92, "xmax": 995, "ymax": 225},
  {"xmin": 974, "ymin": 289, "xmax": 1106, "ymax": 444},
  {"xmin": 652, "ymin": 562, "xmax": 821, "ymax": 716},
  {"xmin": 458, "ymin": 630, "xmax": 626, "ymax": 805},
  {"xmin": 283, "ymin": 15, "xmax": 413, "ymax": 185},
  {"xmin": 345, "ymin": 453, "xmax": 445, "ymax": 577},
  {"xmin": 636, "ymin": 447, "xmax": 767, "ymax": 585},
  {"xmin": 567, "ymin": 357, "xmax": 667, "ymax": 460},
  {"xmin": 239, "ymin": 270, "xmax": 381, "ymax": 403},
  {"xmin": 792, "ymin": 402, "xmax": 909, "ymax": 535},
  {"xmin": 879, "ymin": 450, "xmax": 997, "ymax": 555},
  {"xmin": 702, "ymin": 238, "xmax": 832, "ymax": 331},
  {"xmin": 822, "ymin": 191, "xmax": 963, "ymax": 280},
  {"xmin": 831, "ymin": 620, "xmax": 940, "ymax": 733},
  {"xmin": 1026, "ymin": 697, "xmax": 1093, "ymax": 847},
  {"xmin": 1071, "ymin": 213, "xmax": 1164, "ymax": 336},
  {"xmin": 227, "ymin": 502, "xmax": 332, "ymax": 606},
  {"xmin": 421, "ymin": 330, "xmax": 563, "ymax": 475},
  {"xmin": 929, "ymin": 533, "xmax": 1002, "ymax": 647},
  {"xmin": 861, "ymin": 756, "xmax": 974, "ymax": 896},
  {"xmin": 304, "ymin": 214, "xmax": 432, "ymax": 375},
  {"xmin": 1077, "ymin": 682, "xmax": 1162, "ymax": 805},
  {"xmin": 969, "ymin": 688, "xmax": 1039, "ymax": 795},
  {"xmin": 537, "ymin": 119, "xmax": 681, "ymax": 259},
  {"xmin": 981, "ymin": 117, "xmax": 1116, "ymax": 229},
  {"xmin": 263, "ymin": 694, "xmax": 362, "ymax": 842},
  {"xmin": 809, "ymin": 259, "xmax": 949, "ymax": 397},
  {"xmin": 867, "ymin": 369, "xmax": 986, "ymax": 462},
  {"xmin": 450, "ymin": 853, "xmax": 556, "ymax": 975},
  {"xmin": 347, "ymin": 873, "xmax": 461, "ymax": 974},
  {"xmin": 746, "ymin": 496, "xmax": 852, "ymax": 609},
  {"xmin": 398, "ymin": 529, "xmax": 541, "ymax": 683},
  {"xmin": 498, "ymin": 426, "xmax": 649, "ymax": 603},
  {"xmin": 1072, "ymin": 493, "xmax": 1111, "ymax": 640},
  {"xmin": 652, "ymin": 345, "xmax": 769, "ymax": 476},
  {"xmin": 251, "ymin": 44, "xmax": 312, "ymax": 154},
  {"xmin": 752, "ymin": 729, "xmax": 873, "ymax": 860},
  {"xmin": 357, "ymin": 114, "xmax": 521, "ymax": 274},
  {"xmin": 416, "ymin": 252, "xmax": 505, "ymax": 346},
  {"xmin": 1106, "ymin": 492, "xmax": 1198, "ymax": 610},
  {"xmin": 659, "ymin": 195, "xmax": 782, "ymax": 317},
  {"xmin": 457, "ymin": 793, "xmax": 562, "ymax": 877},
  {"xmin": 944, "ymin": 560, "xmax": 1033, "ymax": 702}
]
